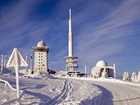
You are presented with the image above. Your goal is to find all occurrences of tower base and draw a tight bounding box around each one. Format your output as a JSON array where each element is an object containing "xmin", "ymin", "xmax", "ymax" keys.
[{"xmin": 65, "ymin": 56, "xmax": 78, "ymax": 76}]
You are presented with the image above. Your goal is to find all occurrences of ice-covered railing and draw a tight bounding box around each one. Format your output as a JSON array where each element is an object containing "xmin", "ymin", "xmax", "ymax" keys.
[
  {"xmin": 0, "ymin": 79, "xmax": 24, "ymax": 105},
  {"xmin": 0, "ymin": 79, "xmax": 16, "ymax": 91}
]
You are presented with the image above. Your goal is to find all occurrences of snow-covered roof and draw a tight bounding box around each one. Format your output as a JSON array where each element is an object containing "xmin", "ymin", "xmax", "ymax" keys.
[
  {"xmin": 37, "ymin": 40, "xmax": 46, "ymax": 47},
  {"xmin": 96, "ymin": 60, "xmax": 107, "ymax": 67}
]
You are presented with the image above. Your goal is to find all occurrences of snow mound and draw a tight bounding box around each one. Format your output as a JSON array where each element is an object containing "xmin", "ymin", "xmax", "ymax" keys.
[
  {"xmin": 36, "ymin": 72, "xmax": 56, "ymax": 79},
  {"xmin": 27, "ymin": 72, "xmax": 57, "ymax": 79}
]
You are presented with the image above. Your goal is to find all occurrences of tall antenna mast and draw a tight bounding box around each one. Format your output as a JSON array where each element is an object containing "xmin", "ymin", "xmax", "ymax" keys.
[
  {"xmin": 69, "ymin": 9, "xmax": 72, "ymax": 35},
  {"xmin": 68, "ymin": 9, "xmax": 73, "ymax": 57},
  {"xmin": 65, "ymin": 9, "xmax": 78, "ymax": 76}
]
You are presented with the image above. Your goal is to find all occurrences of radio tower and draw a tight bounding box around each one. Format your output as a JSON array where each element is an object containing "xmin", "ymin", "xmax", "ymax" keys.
[{"xmin": 65, "ymin": 9, "xmax": 78, "ymax": 76}]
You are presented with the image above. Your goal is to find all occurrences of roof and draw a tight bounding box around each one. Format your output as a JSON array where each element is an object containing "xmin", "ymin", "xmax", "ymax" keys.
[
  {"xmin": 37, "ymin": 40, "xmax": 46, "ymax": 47},
  {"xmin": 96, "ymin": 60, "xmax": 107, "ymax": 67}
]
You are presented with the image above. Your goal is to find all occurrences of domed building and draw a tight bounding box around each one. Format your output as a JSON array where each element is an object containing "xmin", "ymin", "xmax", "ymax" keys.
[
  {"xmin": 33, "ymin": 40, "xmax": 49, "ymax": 74},
  {"xmin": 96, "ymin": 60, "xmax": 108, "ymax": 67},
  {"xmin": 91, "ymin": 60, "xmax": 116, "ymax": 78},
  {"xmin": 37, "ymin": 40, "xmax": 46, "ymax": 47}
]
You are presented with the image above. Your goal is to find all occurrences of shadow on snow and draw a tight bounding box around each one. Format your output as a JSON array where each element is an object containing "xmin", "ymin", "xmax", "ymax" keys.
[{"xmin": 81, "ymin": 84, "xmax": 113, "ymax": 105}]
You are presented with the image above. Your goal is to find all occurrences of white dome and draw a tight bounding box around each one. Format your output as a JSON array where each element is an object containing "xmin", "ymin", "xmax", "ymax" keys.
[
  {"xmin": 37, "ymin": 40, "xmax": 46, "ymax": 47},
  {"xmin": 96, "ymin": 60, "xmax": 107, "ymax": 67}
]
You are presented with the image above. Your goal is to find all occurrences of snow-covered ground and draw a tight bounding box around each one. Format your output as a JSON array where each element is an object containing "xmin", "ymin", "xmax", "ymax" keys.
[
  {"xmin": 61, "ymin": 77, "xmax": 140, "ymax": 105},
  {"xmin": 0, "ymin": 76, "xmax": 101, "ymax": 105},
  {"xmin": 1, "ymin": 75, "xmax": 140, "ymax": 105},
  {"xmin": 0, "ymin": 82, "xmax": 16, "ymax": 103},
  {"xmin": 93, "ymin": 80, "xmax": 140, "ymax": 105}
]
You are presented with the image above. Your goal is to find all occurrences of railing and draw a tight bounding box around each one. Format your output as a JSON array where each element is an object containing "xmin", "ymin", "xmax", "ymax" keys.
[{"xmin": 0, "ymin": 79, "xmax": 24, "ymax": 105}]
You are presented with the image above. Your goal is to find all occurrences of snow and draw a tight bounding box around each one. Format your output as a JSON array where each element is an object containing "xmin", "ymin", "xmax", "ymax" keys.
[
  {"xmin": 56, "ymin": 79, "xmax": 101, "ymax": 105},
  {"xmin": 60, "ymin": 77, "xmax": 140, "ymax": 105},
  {"xmin": 1, "ymin": 75, "xmax": 140, "ymax": 105},
  {"xmin": 62, "ymin": 76, "xmax": 140, "ymax": 87},
  {"xmin": 93, "ymin": 80, "xmax": 140, "ymax": 105},
  {"xmin": 0, "ymin": 76, "xmax": 101, "ymax": 105},
  {"xmin": 0, "ymin": 82, "xmax": 16, "ymax": 103}
]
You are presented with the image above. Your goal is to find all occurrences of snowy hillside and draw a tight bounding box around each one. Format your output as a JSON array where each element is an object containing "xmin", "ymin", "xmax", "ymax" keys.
[
  {"xmin": 1, "ymin": 75, "xmax": 140, "ymax": 105},
  {"xmin": 0, "ymin": 76, "xmax": 101, "ymax": 105},
  {"xmin": 61, "ymin": 77, "xmax": 140, "ymax": 105}
]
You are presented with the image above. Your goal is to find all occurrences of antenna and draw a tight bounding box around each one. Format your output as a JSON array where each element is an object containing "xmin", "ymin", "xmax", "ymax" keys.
[
  {"xmin": 68, "ymin": 9, "xmax": 73, "ymax": 57},
  {"xmin": 69, "ymin": 9, "xmax": 72, "ymax": 35}
]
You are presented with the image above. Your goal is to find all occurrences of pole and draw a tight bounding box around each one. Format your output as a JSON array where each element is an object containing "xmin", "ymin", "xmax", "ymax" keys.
[
  {"xmin": 26, "ymin": 56, "xmax": 28, "ymax": 70},
  {"xmin": 85, "ymin": 65, "xmax": 87, "ymax": 75},
  {"xmin": 6, "ymin": 48, "xmax": 28, "ymax": 105},
  {"xmin": 4, "ymin": 55, "xmax": 5, "ymax": 68},
  {"xmin": 47, "ymin": 52, "xmax": 48, "ymax": 72},
  {"xmin": 113, "ymin": 63, "xmax": 116, "ymax": 79},
  {"xmin": 30, "ymin": 54, "xmax": 32, "ymax": 70},
  {"xmin": 15, "ymin": 66, "xmax": 20, "ymax": 105},
  {"xmin": 15, "ymin": 48, "xmax": 20, "ymax": 105},
  {"xmin": 4, "ymin": 55, "xmax": 6, "ymax": 68},
  {"xmin": 1, "ymin": 55, "xmax": 3, "ymax": 73},
  {"xmin": 68, "ymin": 9, "xmax": 73, "ymax": 57}
]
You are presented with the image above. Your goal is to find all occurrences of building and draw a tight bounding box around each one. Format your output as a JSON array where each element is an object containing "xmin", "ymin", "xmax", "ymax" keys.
[
  {"xmin": 91, "ymin": 60, "xmax": 116, "ymax": 78},
  {"xmin": 65, "ymin": 9, "xmax": 78, "ymax": 77},
  {"xmin": 33, "ymin": 40, "xmax": 49, "ymax": 74}
]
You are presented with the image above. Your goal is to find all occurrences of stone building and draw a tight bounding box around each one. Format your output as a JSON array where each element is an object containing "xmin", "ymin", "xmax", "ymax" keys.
[{"xmin": 33, "ymin": 40, "xmax": 49, "ymax": 74}]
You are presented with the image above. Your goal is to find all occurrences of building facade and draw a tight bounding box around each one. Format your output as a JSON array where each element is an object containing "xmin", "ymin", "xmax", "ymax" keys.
[{"xmin": 34, "ymin": 40, "xmax": 49, "ymax": 74}]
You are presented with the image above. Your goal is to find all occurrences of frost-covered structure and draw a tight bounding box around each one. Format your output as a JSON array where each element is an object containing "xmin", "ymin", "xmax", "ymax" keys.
[
  {"xmin": 131, "ymin": 72, "xmax": 136, "ymax": 82},
  {"xmin": 130, "ymin": 71, "xmax": 140, "ymax": 82},
  {"xmin": 122, "ymin": 71, "xmax": 140, "ymax": 82},
  {"xmin": 0, "ymin": 55, "xmax": 5, "ymax": 74},
  {"xmin": 91, "ymin": 60, "xmax": 116, "ymax": 78},
  {"xmin": 138, "ymin": 72, "xmax": 140, "ymax": 82},
  {"xmin": 122, "ymin": 72, "xmax": 129, "ymax": 81}
]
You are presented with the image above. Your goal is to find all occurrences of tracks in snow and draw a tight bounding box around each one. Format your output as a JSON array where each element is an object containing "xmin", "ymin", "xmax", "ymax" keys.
[{"xmin": 46, "ymin": 80, "xmax": 73, "ymax": 105}]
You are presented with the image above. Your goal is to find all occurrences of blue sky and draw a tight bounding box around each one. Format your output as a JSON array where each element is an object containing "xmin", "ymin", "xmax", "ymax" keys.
[{"xmin": 0, "ymin": 0, "xmax": 140, "ymax": 75}]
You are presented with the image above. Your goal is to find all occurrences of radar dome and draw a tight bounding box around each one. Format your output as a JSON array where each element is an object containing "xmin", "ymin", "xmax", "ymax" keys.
[
  {"xmin": 37, "ymin": 40, "xmax": 46, "ymax": 47},
  {"xmin": 96, "ymin": 60, "xmax": 107, "ymax": 67}
]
